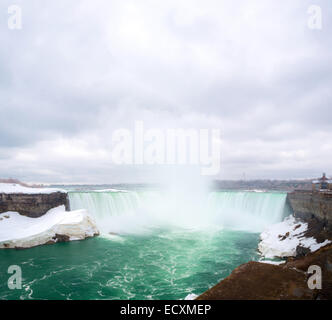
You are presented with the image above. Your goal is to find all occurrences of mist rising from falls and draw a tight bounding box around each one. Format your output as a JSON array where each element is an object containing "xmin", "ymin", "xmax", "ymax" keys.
[{"xmin": 68, "ymin": 190, "xmax": 289, "ymax": 234}]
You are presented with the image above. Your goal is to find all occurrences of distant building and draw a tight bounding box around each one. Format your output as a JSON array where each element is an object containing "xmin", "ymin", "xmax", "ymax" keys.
[{"xmin": 312, "ymin": 173, "xmax": 332, "ymax": 191}]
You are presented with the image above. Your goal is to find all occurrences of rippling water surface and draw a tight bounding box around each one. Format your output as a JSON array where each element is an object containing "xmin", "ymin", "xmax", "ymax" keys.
[{"xmin": 0, "ymin": 228, "xmax": 260, "ymax": 300}]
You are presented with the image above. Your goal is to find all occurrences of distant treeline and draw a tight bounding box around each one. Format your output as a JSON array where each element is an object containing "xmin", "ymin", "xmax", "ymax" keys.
[
  {"xmin": 0, "ymin": 178, "xmax": 313, "ymax": 192},
  {"xmin": 0, "ymin": 178, "xmax": 44, "ymax": 188},
  {"xmin": 212, "ymin": 180, "xmax": 312, "ymax": 191}
]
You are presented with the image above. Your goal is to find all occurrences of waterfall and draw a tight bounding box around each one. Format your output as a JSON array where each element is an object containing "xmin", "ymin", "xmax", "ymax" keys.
[
  {"xmin": 69, "ymin": 191, "xmax": 142, "ymax": 218},
  {"xmin": 207, "ymin": 191, "xmax": 289, "ymax": 232},
  {"xmin": 68, "ymin": 190, "xmax": 290, "ymax": 233}
]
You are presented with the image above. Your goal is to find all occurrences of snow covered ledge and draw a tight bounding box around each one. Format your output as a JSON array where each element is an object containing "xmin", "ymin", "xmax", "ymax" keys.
[
  {"xmin": 258, "ymin": 215, "xmax": 331, "ymax": 259},
  {"xmin": 0, "ymin": 206, "xmax": 99, "ymax": 249},
  {"xmin": 0, "ymin": 183, "xmax": 66, "ymax": 194}
]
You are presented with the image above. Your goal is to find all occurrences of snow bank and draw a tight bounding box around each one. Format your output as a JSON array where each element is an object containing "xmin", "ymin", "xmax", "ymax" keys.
[
  {"xmin": 184, "ymin": 293, "xmax": 198, "ymax": 300},
  {"xmin": 259, "ymin": 260, "xmax": 285, "ymax": 265},
  {"xmin": 0, "ymin": 206, "xmax": 99, "ymax": 249},
  {"xmin": 258, "ymin": 215, "xmax": 331, "ymax": 259},
  {"xmin": 0, "ymin": 183, "xmax": 66, "ymax": 194}
]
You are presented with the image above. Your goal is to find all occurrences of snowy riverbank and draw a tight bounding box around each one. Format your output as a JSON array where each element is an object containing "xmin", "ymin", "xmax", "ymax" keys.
[
  {"xmin": 0, "ymin": 183, "xmax": 66, "ymax": 194},
  {"xmin": 258, "ymin": 215, "xmax": 331, "ymax": 259},
  {"xmin": 0, "ymin": 205, "xmax": 99, "ymax": 249},
  {"xmin": 197, "ymin": 215, "xmax": 332, "ymax": 300}
]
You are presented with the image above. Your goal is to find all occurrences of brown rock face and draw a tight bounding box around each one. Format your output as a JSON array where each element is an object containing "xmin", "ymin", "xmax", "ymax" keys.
[
  {"xmin": 285, "ymin": 244, "xmax": 332, "ymax": 300},
  {"xmin": 197, "ymin": 262, "xmax": 313, "ymax": 300},
  {"xmin": 53, "ymin": 234, "xmax": 71, "ymax": 242},
  {"xmin": 287, "ymin": 191, "xmax": 332, "ymax": 230},
  {"xmin": 0, "ymin": 192, "xmax": 69, "ymax": 218},
  {"xmin": 197, "ymin": 244, "xmax": 332, "ymax": 300}
]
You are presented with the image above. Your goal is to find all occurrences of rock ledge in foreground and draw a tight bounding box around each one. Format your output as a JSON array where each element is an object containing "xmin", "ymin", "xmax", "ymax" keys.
[{"xmin": 197, "ymin": 244, "xmax": 332, "ymax": 300}]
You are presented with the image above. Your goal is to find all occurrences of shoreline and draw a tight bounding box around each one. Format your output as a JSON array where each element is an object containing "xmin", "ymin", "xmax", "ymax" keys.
[
  {"xmin": 197, "ymin": 243, "xmax": 332, "ymax": 300},
  {"xmin": 1, "ymin": 184, "xmax": 332, "ymax": 300},
  {"xmin": 197, "ymin": 190, "xmax": 332, "ymax": 300}
]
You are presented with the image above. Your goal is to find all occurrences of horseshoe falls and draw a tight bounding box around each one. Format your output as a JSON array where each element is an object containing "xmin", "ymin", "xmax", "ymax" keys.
[
  {"xmin": 68, "ymin": 190, "xmax": 289, "ymax": 234},
  {"xmin": 0, "ymin": 189, "xmax": 290, "ymax": 300}
]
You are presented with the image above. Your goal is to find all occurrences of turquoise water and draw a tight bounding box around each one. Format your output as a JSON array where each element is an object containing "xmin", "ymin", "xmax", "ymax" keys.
[
  {"xmin": 0, "ymin": 227, "xmax": 259, "ymax": 300},
  {"xmin": 0, "ymin": 190, "xmax": 288, "ymax": 300}
]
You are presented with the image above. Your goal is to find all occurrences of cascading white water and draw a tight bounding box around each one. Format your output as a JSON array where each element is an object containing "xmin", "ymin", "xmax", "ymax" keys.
[
  {"xmin": 68, "ymin": 191, "xmax": 149, "ymax": 233},
  {"xmin": 207, "ymin": 191, "xmax": 289, "ymax": 232},
  {"xmin": 69, "ymin": 191, "xmax": 142, "ymax": 218},
  {"xmin": 68, "ymin": 190, "xmax": 289, "ymax": 233}
]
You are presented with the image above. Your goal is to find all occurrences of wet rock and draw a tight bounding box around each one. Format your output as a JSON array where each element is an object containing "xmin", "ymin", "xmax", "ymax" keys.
[
  {"xmin": 53, "ymin": 234, "xmax": 71, "ymax": 242},
  {"xmin": 287, "ymin": 191, "xmax": 332, "ymax": 231},
  {"xmin": 280, "ymin": 232, "xmax": 290, "ymax": 241},
  {"xmin": 0, "ymin": 192, "xmax": 69, "ymax": 218},
  {"xmin": 296, "ymin": 245, "xmax": 311, "ymax": 257},
  {"xmin": 294, "ymin": 224, "xmax": 301, "ymax": 231}
]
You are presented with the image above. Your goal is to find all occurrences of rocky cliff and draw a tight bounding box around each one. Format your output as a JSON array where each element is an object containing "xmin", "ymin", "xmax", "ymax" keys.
[
  {"xmin": 287, "ymin": 191, "xmax": 332, "ymax": 230},
  {"xmin": 197, "ymin": 191, "xmax": 332, "ymax": 300},
  {"xmin": 197, "ymin": 244, "xmax": 332, "ymax": 300},
  {"xmin": 0, "ymin": 192, "xmax": 70, "ymax": 218}
]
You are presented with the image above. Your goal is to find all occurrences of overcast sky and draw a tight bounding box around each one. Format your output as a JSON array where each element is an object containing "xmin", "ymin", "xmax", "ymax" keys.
[{"xmin": 0, "ymin": 0, "xmax": 331, "ymax": 183}]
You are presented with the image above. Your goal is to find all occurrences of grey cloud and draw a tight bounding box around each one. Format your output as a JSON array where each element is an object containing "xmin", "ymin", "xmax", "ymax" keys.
[{"xmin": 0, "ymin": 0, "xmax": 331, "ymax": 182}]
